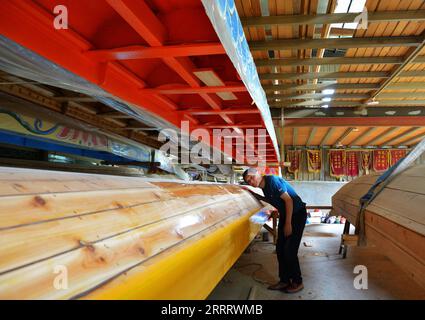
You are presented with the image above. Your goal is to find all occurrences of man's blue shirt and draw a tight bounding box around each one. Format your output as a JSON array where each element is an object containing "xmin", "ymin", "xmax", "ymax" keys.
[{"xmin": 261, "ymin": 175, "xmax": 305, "ymax": 216}]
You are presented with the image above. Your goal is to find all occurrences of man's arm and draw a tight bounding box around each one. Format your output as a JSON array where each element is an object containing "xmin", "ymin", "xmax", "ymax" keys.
[{"xmin": 280, "ymin": 192, "xmax": 293, "ymax": 237}]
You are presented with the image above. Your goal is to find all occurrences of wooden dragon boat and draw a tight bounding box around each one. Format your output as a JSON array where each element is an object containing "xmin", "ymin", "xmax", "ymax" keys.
[
  {"xmin": 0, "ymin": 167, "xmax": 267, "ymax": 299},
  {"xmin": 332, "ymin": 164, "xmax": 425, "ymax": 288}
]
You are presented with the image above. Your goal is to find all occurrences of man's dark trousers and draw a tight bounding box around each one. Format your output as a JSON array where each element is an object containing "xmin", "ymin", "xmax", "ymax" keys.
[{"xmin": 276, "ymin": 206, "xmax": 307, "ymax": 284}]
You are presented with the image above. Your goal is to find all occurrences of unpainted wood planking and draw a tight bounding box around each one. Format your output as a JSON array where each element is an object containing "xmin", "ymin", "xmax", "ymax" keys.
[
  {"xmin": 0, "ymin": 167, "xmax": 263, "ymax": 299},
  {"xmin": 0, "ymin": 194, "xmax": 251, "ymax": 274},
  {"xmin": 331, "ymin": 163, "xmax": 425, "ymax": 288},
  {"xmin": 0, "ymin": 191, "xmax": 260, "ymax": 299}
]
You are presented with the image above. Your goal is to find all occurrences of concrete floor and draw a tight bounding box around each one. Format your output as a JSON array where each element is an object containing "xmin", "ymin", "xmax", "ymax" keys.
[{"xmin": 208, "ymin": 224, "xmax": 425, "ymax": 300}]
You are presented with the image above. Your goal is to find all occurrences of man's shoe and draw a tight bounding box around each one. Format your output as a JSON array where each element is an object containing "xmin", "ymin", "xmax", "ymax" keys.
[
  {"xmin": 285, "ymin": 282, "xmax": 304, "ymax": 293},
  {"xmin": 267, "ymin": 281, "xmax": 289, "ymax": 290}
]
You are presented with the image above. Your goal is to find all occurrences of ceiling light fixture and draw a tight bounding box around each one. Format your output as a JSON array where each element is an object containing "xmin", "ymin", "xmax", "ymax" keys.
[{"xmin": 322, "ymin": 89, "xmax": 335, "ymax": 95}]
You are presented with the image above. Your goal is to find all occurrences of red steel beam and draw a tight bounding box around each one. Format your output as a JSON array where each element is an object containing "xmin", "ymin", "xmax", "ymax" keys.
[
  {"xmin": 86, "ymin": 43, "xmax": 224, "ymax": 61},
  {"xmin": 183, "ymin": 114, "xmax": 200, "ymax": 126},
  {"xmin": 181, "ymin": 108, "xmax": 260, "ymax": 115},
  {"xmin": 105, "ymin": 0, "xmax": 277, "ymax": 159},
  {"xmin": 106, "ymin": 0, "xmax": 235, "ymax": 125},
  {"xmin": 199, "ymin": 124, "xmax": 265, "ymax": 129},
  {"xmin": 284, "ymin": 116, "xmax": 425, "ymax": 127},
  {"xmin": 106, "ymin": 0, "xmax": 242, "ymax": 154},
  {"xmin": 0, "ymin": 1, "xmax": 184, "ymax": 126},
  {"xmin": 107, "ymin": 0, "xmax": 238, "ymax": 124},
  {"xmin": 106, "ymin": 0, "xmax": 166, "ymax": 45},
  {"xmin": 143, "ymin": 85, "xmax": 247, "ymax": 95},
  {"xmin": 0, "ymin": 0, "xmax": 275, "ymax": 160}
]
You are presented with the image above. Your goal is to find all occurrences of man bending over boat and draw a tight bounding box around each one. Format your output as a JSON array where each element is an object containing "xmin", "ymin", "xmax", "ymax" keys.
[{"xmin": 242, "ymin": 168, "xmax": 307, "ymax": 294}]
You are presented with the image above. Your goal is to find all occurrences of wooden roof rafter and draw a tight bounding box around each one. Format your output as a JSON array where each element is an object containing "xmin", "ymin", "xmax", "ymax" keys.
[
  {"xmin": 241, "ymin": 10, "xmax": 425, "ymax": 27},
  {"xmin": 236, "ymin": 0, "xmax": 425, "ymax": 150}
]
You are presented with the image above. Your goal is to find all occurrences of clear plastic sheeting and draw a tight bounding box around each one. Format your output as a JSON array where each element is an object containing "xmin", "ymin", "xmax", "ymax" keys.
[
  {"xmin": 201, "ymin": 0, "xmax": 280, "ymax": 162},
  {"xmin": 0, "ymin": 102, "xmax": 153, "ymax": 163},
  {"xmin": 0, "ymin": 35, "xmax": 177, "ymax": 140},
  {"xmin": 0, "ymin": 35, "xmax": 229, "ymax": 165}
]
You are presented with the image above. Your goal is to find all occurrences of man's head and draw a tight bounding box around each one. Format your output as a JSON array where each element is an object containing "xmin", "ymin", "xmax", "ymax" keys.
[{"xmin": 242, "ymin": 167, "xmax": 262, "ymax": 188}]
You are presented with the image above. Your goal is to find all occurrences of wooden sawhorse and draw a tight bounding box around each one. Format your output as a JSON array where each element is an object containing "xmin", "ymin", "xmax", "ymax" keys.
[
  {"xmin": 263, "ymin": 209, "xmax": 279, "ymax": 244},
  {"xmin": 338, "ymin": 220, "xmax": 358, "ymax": 258}
]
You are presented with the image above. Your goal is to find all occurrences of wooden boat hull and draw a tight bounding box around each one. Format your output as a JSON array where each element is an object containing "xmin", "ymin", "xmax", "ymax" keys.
[
  {"xmin": 332, "ymin": 164, "xmax": 425, "ymax": 288},
  {"xmin": 0, "ymin": 167, "xmax": 266, "ymax": 299}
]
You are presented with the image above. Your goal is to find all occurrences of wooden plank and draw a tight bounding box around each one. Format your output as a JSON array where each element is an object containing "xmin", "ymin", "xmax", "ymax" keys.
[
  {"xmin": 365, "ymin": 127, "xmax": 400, "ymax": 145},
  {"xmin": 0, "ymin": 194, "xmax": 251, "ymax": 275},
  {"xmin": 0, "ymin": 187, "xmax": 169, "ymax": 229},
  {"xmin": 0, "ymin": 167, "xmax": 156, "ymax": 196},
  {"xmin": 242, "ymin": 10, "xmax": 425, "ymax": 26},
  {"xmin": 263, "ymin": 83, "xmax": 380, "ymax": 91},
  {"xmin": 366, "ymin": 212, "xmax": 425, "ymax": 263},
  {"xmin": 306, "ymin": 127, "xmax": 317, "ymax": 146},
  {"xmin": 261, "ymin": 70, "xmax": 425, "ymax": 80},
  {"xmin": 0, "ymin": 194, "xmax": 261, "ymax": 299},
  {"xmin": 334, "ymin": 128, "xmax": 355, "ymax": 145},
  {"xmin": 270, "ymin": 100, "xmax": 361, "ymax": 107},
  {"xmin": 368, "ymin": 36, "xmax": 425, "ymax": 104},
  {"xmin": 270, "ymin": 93, "xmax": 370, "ymax": 100},
  {"xmin": 83, "ymin": 209, "xmax": 262, "ymax": 299},
  {"xmin": 379, "ymin": 127, "xmax": 423, "ymax": 146},
  {"xmin": 271, "ymin": 92, "xmax": 425, "ymax": 100},
  {"xmin": 397, "ymin": 132, "xmax": 425, "ymax": 146},
  {"xmin": 366, "ymin": 218, "xmax": 425, "ymax": 289},
  {"xmin": 261, "ymin": 71, "xmax": 390, "ymax": 80},
  {"xmin": 370, "ymin": 189, "xmax": 425, "ymax": 231},
  {"xmin": 272, "ymin": 100, "xmax": 425, "ymax": 107},
  {"xmin": 331, "ymin": 164, "xmax": 425, "ymax": 288},
  {"xmin": 255, "ymin": 56, "xmax": 421, "ymax": 66},
  {"xmin": 250, "ymin": 36, "xmax": 421, "ymax": 51},
  {"xmin": 293, "ymin": 127, "xmax": 298, "ymax": 146},
  {"xmin": 0, "ymin": 167, "xmax": 264, "ymax": 299},
  {"xmin": 263, "ymin": 82, "xmax": 425, "ymax": 92}
]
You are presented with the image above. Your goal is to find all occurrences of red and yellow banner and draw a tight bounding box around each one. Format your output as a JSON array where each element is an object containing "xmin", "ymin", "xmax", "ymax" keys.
[
  {"xmin": 373, "ymin": 150, "xmax": 390, "ymax": 172},
  {"xmin": 257, "ymin": 167, "xmax": 279, "ymax": 176},
  {"xmin": 287, "ymin": 150, "xmax": 301, "ymax": 173},
  {"xmin": 390, "ymin": 149, "xmax": 407, "ymax": 166},
  {"xmin": 0, "ymin": 108, "xmax": 152, "ymax": 163},
  {"xmin": 307, "ymin": 150, "xmax": 321, "ymax": 173},
  {"xmin": 361, "ymin": 151, "xmax": 372, "ymax": 174},
  {"xmin": 329, "ymin": 150, "xmax": 346, "ymax": 177},
  {"xmin": 346, "ymin": 151, "xmax": 359, "ymax": 177}
]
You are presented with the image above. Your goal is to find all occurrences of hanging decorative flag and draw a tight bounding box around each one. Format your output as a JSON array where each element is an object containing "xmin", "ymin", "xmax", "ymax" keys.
[
  {"xmin": 346, "ymin": 151, "xmax": 359, "ymax": 177},
  {"xmin": 373, "ymin": 149, "xmax": 390, "ymax": 172},
  {"xmin": 361, "ymin": 151, "xmax": 372, "ymax": 175},
  {"xmin": 257, "ymin": 167, "xmax": 278, "ymax": 176},
  {"xmin": 390, "ymin": 149, "xmax": 407, "ymax": 166},
  {"xmin": 287, "ymin": 150, "xmax": 301, "ymax": 173},
  {"xmin": 307, "ymin": 149, "xmax": 321, "ymax": 173},
  {"xmin": 330, "ymin": 150, "xmax": 346, "ymax": 177}
]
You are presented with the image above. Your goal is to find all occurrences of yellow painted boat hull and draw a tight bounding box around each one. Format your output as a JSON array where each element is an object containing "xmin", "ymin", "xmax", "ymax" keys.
[{"xmin": 0, "ymin": 167, "xmax": 266, "ymax": 299}]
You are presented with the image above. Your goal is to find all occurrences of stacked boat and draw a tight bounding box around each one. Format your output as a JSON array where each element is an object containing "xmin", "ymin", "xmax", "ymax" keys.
[{"xmin": 332, "ymin": 164, "xmax": 425, "ymax": 288}]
